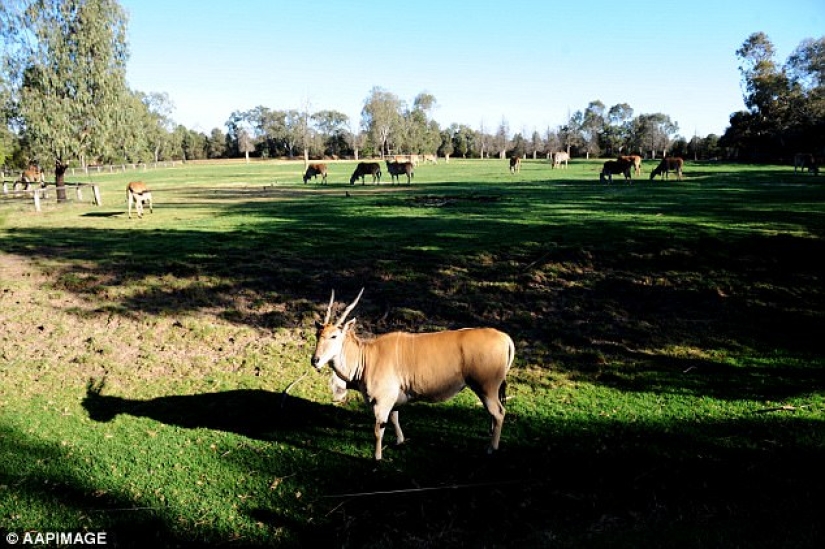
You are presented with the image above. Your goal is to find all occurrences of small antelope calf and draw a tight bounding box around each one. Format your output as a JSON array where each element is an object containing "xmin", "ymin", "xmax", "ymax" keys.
[{"xmin": 127, "ymin": 181, "xmax": 153, "ymax": 218}]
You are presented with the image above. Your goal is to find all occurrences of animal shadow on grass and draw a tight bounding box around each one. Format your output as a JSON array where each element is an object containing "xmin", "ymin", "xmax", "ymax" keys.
[{"xmin": 81, "ymin": 377, "xmax": 357, "ymax": 441}]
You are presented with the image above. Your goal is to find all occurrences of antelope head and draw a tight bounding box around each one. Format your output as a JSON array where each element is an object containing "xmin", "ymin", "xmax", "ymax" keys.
[{"xmin": 311, "ymin": 288, "xmax": 364, "ymax": 369}]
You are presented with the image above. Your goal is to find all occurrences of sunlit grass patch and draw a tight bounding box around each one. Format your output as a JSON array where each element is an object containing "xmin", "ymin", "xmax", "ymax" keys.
[{"xmin": 1, "ymin": 159, "xmax": 823, "ymax": 547}]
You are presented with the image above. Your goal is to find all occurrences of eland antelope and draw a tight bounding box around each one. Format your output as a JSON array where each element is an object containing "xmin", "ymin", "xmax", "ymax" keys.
[
  {"xmin": 794, "ymin": 153, "xmax": 819, "ymax": 175},
  {"xmin": 14, "ymin": 165, "xmax": 46, "ymax": 192},
  {"xmin": 552, "ymin": 151, "xmax": 570, "ymax": 169},
  {"xmin": 350, "ymin": 162, "xmax": 382, "ymax": 185},
  {"xmin": 650, "ymin": 157, "xmax": 684, "ymax": 181},
  {"xmin": 509, "ymin": 156, "xmax": 521, "ymax": 174},
  {"xmin": 127, "ymin": 181, "xmax": 153, "ymax": 219},
  {"xmin": 303, "ymin": 163, "xmax": 328, "ymax": 184},
  {"xmin": 618, "ymin": 155, "xmax": 642, "ymax": 177},
  {"xmin": 386, "ymin": 160, "xmax": 414, "ymax": 185},
  {"xmin": 600, "ymin": 158, "xmax": 634, "ymax": 184},
  {"xmin": 311, "ymin": 289, "xmax": 515, "ymax": 460}
]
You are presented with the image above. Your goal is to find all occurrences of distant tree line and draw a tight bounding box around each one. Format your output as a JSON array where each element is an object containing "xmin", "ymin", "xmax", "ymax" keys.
[
  {"xmin": 2, "ymin": 1, "xmax": 821, "ymax": 176},
  {"xmin": 720, "ymin": 32, "xmax": 825, "ymax": 162}
]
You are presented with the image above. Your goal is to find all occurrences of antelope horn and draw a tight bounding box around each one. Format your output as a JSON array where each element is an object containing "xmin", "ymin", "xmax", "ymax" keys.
[
  {"xmin": 336, "ymin": 288, "xmax": 364, "ymax": 327},
  {"xmin": 323, "ymin": 290, "xmax": 335, "ymax": 325}
]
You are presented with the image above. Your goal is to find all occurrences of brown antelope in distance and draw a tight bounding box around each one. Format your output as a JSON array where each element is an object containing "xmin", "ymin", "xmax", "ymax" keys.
[
  {"xmin": 385, "ymin": 160, "xmax": 414, "ymax": 184},
  {"xmin": 303, "ymin": 163, "xmax": 328, "ymax": 184},
  {"xmin": 14, "ymin": 164, "xmax": 46, "ymax": 192},
  {"xmin": 600, "ymin": 158, "xmax": 634, "ymax": 184},
  {"xmin": 509, "ymin": 156, "xmax": 521, "ymax": 174},
  {"xmin": 311, "ymin": 289, "xmax": 516, "ymax": 460},
  {"xmin": 618, "ymin": 155, "xmax": 642, "ymax": 177},
  {"xmin": 650, "ymin": 157, "xmax": 684, "ymax": 181},
  {"xmin": 794, "ymin": 153, "xmax": 819, "ymax": 175},
  {"xmin": 127, "ymin": 181, "xmax": 153, "ymax": 218},
  {"xmin": 350, "ymin": 162, "xmax": 382, "ymax": 185}
]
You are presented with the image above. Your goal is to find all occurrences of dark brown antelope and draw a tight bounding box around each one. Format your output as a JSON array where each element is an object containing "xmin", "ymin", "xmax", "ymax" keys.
[
  {"xmin": 650, "ymin": 157, "xmax": 684, "ymax": 181},
  {"xmin": 600, "ymin": 158, "xmax": 634, "ymax": 184},
  {"xmin": 311, "ymin": 289, "xmax": 515, "ymax": 460},
  {"xmin": 509, "ymin": 156, "xmax": 521, "ymax": 174},
  {"xmin": 350, "ymin": 162, "xmax": 382, "ymax": 185},
  {"xmin": 618, "ymin": 155, "xmax": 642, "ymax": 177}
]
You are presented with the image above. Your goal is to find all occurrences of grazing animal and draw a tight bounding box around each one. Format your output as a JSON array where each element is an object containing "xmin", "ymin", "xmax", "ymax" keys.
[
  {"xmin": 552, "ymin": 151, "xmax": 570, "ymax": 169},
  {"xmin": 303, "ymin": 163, "xmax": 328, "ymax": 184},
  {"xmin": 794, "ymin": 153, "xmax": 819, "ymax": 175},
  {"xmin": 600, "ymin": 158, "xmax": 634, "ymax": 184},
  {"xmin": 127, "ymin": 181, "xmax": 153, "ymax": 219},
  {"xmin": 385, "ymin": 160, "xmax": 414, "ymax": 185},
  {"xmin": 509, "ymin": 156, "xmax": 521, "ymax": 174},
  {"xmin": 311, "ymin": 289, "xmax": 516, "ymax": 460},
  {"xmin": 350, "ymin": 162, "xmax": 382, "ymax": 185},
  {"xmin": 422, "ymin": 154, "xmax": 438, "ymax": 164},
  {"xmin": 14, "ymin": 165, "xmax": 45, "ymax": 191},
  {"xmin": 650, "ymin": 157, "xmax": 684, "ymax": 181},
  {"xmin": 618, "ymin": 155, "xmax": 642, "ymax": 177}
]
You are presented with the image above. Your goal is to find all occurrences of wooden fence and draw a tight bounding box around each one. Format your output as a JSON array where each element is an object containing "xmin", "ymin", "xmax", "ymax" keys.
[{"xmin": 1, "ymin": 178, "xmax": 102, "ymax": 212}]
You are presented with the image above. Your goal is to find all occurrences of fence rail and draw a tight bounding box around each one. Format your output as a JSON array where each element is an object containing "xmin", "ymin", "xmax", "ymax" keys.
[
  {"xmin": 67, "ymin": 160, "xmax": 182, "ymax": 176},
  {"xmin": 1, "ymin": 160, "xmax": 183, "ymax": 181},
  {"xmin": 1, "ymin": 180, "xmax": 102, "ymax": 212}
]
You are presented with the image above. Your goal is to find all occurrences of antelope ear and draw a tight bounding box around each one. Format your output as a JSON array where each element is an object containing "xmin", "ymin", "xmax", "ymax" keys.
[
  {"xmin": 315, "ymin": 320, "xmax": 324, "ymax": 330},
  {"xmin": 343, "ymin": 318, "xmax": 357, "ymax": 331}
]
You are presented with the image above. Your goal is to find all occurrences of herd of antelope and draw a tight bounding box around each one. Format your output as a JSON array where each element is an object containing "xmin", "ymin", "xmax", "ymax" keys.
[
  {"xmin": 302, "ymin": 159, "xmax": 417, "ymax": 186},
  {"xmin": 8, "ymin": 151, "xmax": 819, "ymax": 464},
  {"xmin": 6, "ymin": 151, "xmax": 818, "ymax": 224}
]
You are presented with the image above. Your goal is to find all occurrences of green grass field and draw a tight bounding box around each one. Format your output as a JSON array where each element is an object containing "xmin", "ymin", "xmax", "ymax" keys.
[{"xmin": 1, "ymin": 158, "xmax": 824, "ymax": 547}]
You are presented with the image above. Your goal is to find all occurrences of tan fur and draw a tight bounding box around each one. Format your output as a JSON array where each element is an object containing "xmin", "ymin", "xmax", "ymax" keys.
[
  {"xmin": 552, "ymin": 151, "xmax": 570, "ymax": 169},
  {"xmin": 14, "ymin": 166, "xmax": 45, "ymax": 191},
  {"xmin": 127, "ymin": 181, "xmax": 153, "ymax": 218},
  {"xmin": 312, "ymin": 291, "xmax": 515, "ymax": 460},
  {"xmin": 618, "ymin": 155, "xmax": 642, "ymax": 176},
  {"xmin": 385, "ymin": 160, "xmax": 414, "ymax": 184}
]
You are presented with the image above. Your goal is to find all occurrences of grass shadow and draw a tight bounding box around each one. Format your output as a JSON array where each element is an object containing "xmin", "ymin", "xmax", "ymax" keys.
[{"xmin": 81, "ymin": 378, "xmax": 358, "ymax": 441}]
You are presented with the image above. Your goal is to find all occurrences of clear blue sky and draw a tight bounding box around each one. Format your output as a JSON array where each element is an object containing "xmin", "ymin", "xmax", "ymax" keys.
[{"xmin": 120, "ymin": 0, "xmax": 824, "ymax": 139}]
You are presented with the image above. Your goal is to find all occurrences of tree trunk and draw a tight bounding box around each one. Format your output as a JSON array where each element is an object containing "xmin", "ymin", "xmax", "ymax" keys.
[{"xmin": 55, "ymin": 160, "xmax": 68, "ymax": 202}]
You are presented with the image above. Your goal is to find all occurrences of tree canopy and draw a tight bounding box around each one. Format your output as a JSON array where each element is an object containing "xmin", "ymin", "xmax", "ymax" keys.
[
  {"xmin": 721, "ymin": 32, "xmax": 825, "ymax": 160},
  {"xmin": 3, "ymin": 13, "xmax": 819, "ymax": 169},
  {"xmin": 2, "ymin": 0, "xmax": 129, "ymax": 173}
]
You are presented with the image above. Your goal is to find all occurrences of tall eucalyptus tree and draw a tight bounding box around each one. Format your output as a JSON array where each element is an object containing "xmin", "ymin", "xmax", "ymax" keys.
[{"xmin": 1, "ymin": 0, "xmax": 130, "ymax": 200}]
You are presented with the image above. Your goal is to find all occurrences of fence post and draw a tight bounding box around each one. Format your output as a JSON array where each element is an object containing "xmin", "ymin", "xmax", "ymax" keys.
[
  {"xmin": 92, "ymin": 185, "xmax": 102, "ymax": 206},
  {"xmin": 33, "ymin": 189, "xmax": 41, "ymax": 212}
]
